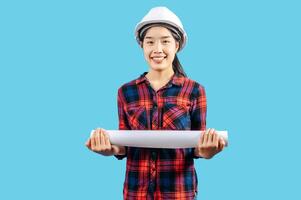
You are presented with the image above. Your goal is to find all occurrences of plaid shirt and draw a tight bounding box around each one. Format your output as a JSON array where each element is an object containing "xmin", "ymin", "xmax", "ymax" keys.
[{"xmin": 115, "ymin": 72, "xmax": 206, "ymax": 200}]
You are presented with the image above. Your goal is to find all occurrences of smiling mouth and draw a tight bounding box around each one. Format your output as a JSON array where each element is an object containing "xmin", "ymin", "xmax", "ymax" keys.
[{"xmin": 151, "ymin": 56, "xmax": 166, "ymax": 63}]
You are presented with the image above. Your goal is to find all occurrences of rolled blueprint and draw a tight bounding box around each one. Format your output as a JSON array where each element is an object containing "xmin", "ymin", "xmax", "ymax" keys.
[{"xmin": 90, "ymin": 130, "xmax": 228, "ymax": 149}]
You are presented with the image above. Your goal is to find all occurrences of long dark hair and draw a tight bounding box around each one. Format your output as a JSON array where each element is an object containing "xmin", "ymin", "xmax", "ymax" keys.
[
  {"xmin": 139, "ymin": 24, "xmax": 187, "ymax": 77},
  {"xmin": 173, "ymin": 54, "xmax": 187, "ymax": 77}
]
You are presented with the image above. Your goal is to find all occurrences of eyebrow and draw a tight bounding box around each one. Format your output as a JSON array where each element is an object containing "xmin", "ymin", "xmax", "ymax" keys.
[{"xmin": 145, "ymin": 36, "xmax": 172, "ymax": 39}]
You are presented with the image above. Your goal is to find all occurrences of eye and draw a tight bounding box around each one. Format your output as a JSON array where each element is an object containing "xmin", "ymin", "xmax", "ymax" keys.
[
  {"xmin": 146, "ymin": 41, "xmax": 154, "ymax": 44},
  {"xmin": 163, "ymin": 40, "xmax": 170, "ymax": 44}
]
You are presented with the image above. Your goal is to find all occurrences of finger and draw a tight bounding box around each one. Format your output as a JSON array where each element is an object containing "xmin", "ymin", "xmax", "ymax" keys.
[
  {"xmin": 219, "ymin": 138, "xmax": 226, "ymax": 151},
  {"xmin": 95, "ymin": 130, "xmax": 101, "ymax": 148},
  {"xmin": 208, "ymin": 128, "xmax": 215, "ymax": 144},
  {"xmin": 202, "ymin": 129, "xmax": 208, "ymax": 144},
  {"xmin": 91, "ymin": 128, "xmax": 99, "ymax": 149},
  {"xmin": 104, "ymin": 132, "xmax": 111, "ymax": 147},
  {"xmin": 212, "ymin": 131, "xmax": 218, "ymax": 147},
  {"xmin": 90, "ymin": 130, "xmax": 95, "ymax": 138},
  {"xmin": 102, "ymin": 132, "xmax": 111, "ymax": 152},
  {"xmin": 100, "ymin": 128, "xmax": 108, "ymax": 144},
  {"xmin": 200, "ymin": 131, "xmax": 205, "ymax": 144},
  {"xmin": 85, "ymin": 138, "xmax": 91, "ymax": 148},
  {"xmin": 100, "ymin": 130, "xmax": 106, "ymax": 147},
  {"xmin": 91, "ymin": 135, "xmax": 96, "ymax": 150},
  {"xmin": 91, "ymin": 128, "xmax": 99, "ymax": 137},
  {"xmin": 90, "ymin": 129, "xmax": 97, "ymax": 142},
  {"xmin": 204, "ymin": 128, "xmax": 211, "ymax": 144},
  {"xmin": 99, "ymin": 128, "xmax": 105, "ymax": 144}
]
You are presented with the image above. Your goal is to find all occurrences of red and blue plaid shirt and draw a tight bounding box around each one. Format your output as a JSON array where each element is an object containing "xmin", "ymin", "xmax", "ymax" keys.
[{"xmin": 115, "ymin": 72, "xmax": 207, "ymax": 200}]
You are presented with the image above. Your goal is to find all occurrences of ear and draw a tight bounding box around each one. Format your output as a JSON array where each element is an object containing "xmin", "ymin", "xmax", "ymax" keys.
[{"xmin": 175, "ymin": 41, "xmax": 180, "ymax": 52}]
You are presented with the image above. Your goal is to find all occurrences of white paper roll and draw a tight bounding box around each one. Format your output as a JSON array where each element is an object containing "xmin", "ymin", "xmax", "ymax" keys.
[{"xmin": 90, "ymin": 130, "xmax": 228, "ymax": 149}]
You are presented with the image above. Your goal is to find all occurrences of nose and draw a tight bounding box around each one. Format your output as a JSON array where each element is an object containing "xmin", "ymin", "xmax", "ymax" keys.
[{"xmin": 153, "ymin": 41, "xmax": 163, "ymax": 53}]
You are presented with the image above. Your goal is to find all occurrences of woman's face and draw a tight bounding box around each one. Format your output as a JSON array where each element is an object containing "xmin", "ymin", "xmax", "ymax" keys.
[{"xmin": 142, "ymin": 26, "xmax": 179, "ymax": 73}]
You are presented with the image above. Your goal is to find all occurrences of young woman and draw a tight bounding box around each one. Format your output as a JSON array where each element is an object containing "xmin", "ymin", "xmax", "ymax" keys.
[{"xmin": 85, "ymin": 6, "xmax": 225, "ymax": 200}]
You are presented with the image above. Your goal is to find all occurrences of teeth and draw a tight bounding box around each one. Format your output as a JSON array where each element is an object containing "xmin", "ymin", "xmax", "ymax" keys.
[{"xmin": 152, "ymin": 57, "xmax": 165, "ymax": 62}]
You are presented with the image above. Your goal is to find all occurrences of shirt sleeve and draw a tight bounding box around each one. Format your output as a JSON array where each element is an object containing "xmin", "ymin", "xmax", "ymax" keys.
[
  {"xmin": 114, "ymin": 88, "xmax": 130, "ymax": 160},
  {"xmin": 190, "ymin": 85, "xmax": 207, "ymax": 159}
]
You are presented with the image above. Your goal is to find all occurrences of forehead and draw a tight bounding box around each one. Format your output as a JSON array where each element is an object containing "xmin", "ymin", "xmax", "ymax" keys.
[{"xmin": 144, "ymin": 26, "xmax": 173, "ymax": 38}]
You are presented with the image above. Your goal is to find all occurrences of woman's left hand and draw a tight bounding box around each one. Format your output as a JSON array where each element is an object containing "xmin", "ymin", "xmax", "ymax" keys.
[{"xmin": 194, "ymin": 128, "xmax": 225, "ymax": 159}]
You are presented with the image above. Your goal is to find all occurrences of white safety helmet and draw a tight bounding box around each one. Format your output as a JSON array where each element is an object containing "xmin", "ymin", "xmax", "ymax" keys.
[{"xmin": 135, "ymin": 6, "xmax": 187, "ymax": 51}]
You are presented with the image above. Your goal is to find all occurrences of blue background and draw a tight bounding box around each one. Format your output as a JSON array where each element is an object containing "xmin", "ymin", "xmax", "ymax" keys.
[{"xmin": 1, "ymin": 0, "xmax": 300, "ymax": 199}]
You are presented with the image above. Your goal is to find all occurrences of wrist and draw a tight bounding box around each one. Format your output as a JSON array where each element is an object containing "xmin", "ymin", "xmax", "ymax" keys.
[
  {"xmin": 194, "ymin": 148, "xmax": 212, "ymax": 159},
  {"xmin": 114, "ymin": 146, "xmax": 126, "ymax": 156}
]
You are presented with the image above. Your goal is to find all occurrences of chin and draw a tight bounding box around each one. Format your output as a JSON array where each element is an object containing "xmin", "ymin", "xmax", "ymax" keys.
[
  {"xmin": 150, "ymin": 66, "xmax": 168, "ymax": 72},
  {"xmin": 149, "ymin": 63, "xmax": 168, "ymax": 70}
]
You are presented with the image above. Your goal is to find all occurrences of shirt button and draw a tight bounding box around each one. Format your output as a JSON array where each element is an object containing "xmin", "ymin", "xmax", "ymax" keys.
[{"xmin": 153, "ymin": 103, "xmax": 157, "ymax": 109}]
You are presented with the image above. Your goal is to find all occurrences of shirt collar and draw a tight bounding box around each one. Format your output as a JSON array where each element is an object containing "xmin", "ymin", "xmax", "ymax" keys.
[{"xmin": 135, "ymin": 71, "xmax": 184, "ymax": 86}]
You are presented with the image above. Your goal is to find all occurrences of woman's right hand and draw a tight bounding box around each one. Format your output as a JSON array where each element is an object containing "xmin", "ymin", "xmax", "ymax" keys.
[{"xmin": 85, "ymin": 128, "xmax": 126, "ymax": 156}]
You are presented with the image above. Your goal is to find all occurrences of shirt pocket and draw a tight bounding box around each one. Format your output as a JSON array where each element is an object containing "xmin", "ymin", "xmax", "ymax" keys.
[
  {"xmin": 162, "ymin": 102, "xmax": 191, "ymax": 130},
  {"xmin": 125, "ymin": 105, "xmax": 148, "ymax": 130}
]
